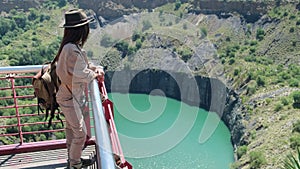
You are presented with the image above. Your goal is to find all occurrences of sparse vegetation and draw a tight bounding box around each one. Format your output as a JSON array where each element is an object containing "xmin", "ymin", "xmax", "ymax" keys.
[
  {"xmin": 0, "ymin": 1, "xmax": 300, "ymax": 169},
  {"xmin": 249, "ymin": 151, "xmax": 266, "ymax": 169},
  {"xmin": 237, "ymin": 145, "xmax": 248, "ymax": 159}
]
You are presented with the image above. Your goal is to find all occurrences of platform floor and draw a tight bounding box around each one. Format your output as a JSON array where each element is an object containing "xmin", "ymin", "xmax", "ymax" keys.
[{"xmin": 0, "ymin": 145, "xmax": 96, "ymax": 169}]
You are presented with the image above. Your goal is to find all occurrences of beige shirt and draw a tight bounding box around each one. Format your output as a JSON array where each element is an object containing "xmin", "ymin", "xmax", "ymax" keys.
[
  {"xmin": 56, "ymin": 43, "xmax": 97, "ymax": 86},
  {"xmin": 56, "ymin": 43, "xmax": 97, "ymax": 104}
]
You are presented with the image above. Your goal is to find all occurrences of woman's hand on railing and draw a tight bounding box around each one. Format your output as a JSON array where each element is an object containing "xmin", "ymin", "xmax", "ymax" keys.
[{"xmin": 95, "ymin": 68, "xmax": 105, "ymax": 82}]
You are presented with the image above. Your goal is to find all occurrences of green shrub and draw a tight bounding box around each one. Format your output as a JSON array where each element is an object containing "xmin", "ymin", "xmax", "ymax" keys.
[
  {"xmin": 275, "ymin": 103, "xmax": 283, "ymax": 112},
  {"xmin": 179, "ymin": 48, "xmax": 193, "ymax": 62},
  {"xmin": 257, "ymin": 76, "xmax": 266, "ymax": 87},
  {"xmin": 279, "ymin": 72, "xmax": 291, "ymax": 80},
  {"xmin": 229, "ymin": 52, "xmax": 235, "ymax": 58},
  {"xmin": 293, "ymin": 91, "xmax": 300, "ymax": 104},
  {"xmin": 289, "ymin": 78, "xmax": 299, "ymax": 87},
  {"xmin": 226, "ymin": 36, "xmax": 231, "ymax": 42},
  {"xmin": 266, "ymin": 98, "xmax": 272, "ymax": 105},
  {"xmin": 237, "ymin": 145, "xmax": 248, "ymax": 159},
  {"xmin": 245, "ymin": 55, "xmax": 256, "ymax": 62},
  {"xmin": 54, "ymin": 132, "xmax": 65, "ymax": 139},
  {"xmin": 132, "ymin": 31, "xmax": 141, "ymax": 41},
  {"xmin": 256, "ymin": 28, "xmax": 265, "ymax": 41},
  {"xmin": 281, "ymin": 97, "xmax": 290, "ymax": 106},
  {"xmin": 135, "ymin": 39, "xmax": 142, "ymax": 49},
  {"xmin": 221, "ymin": 58, "xmax": 225, "ymax": 64},
  {"xmin": 293, "ymin": 121, "xmax": 300, "ymax": 133},
  {"xmin": 175, "ymin": 1, "xmax": 181, "ymax": 10},
  {"xmin": 127, "ymin": 46, "xmax": 137, "ymax": 56},
  {"xmin": 229, "ymin": 58, "xmax": 235, "ymax": 65},
  {"xmin": 289, "ymin": 14, "xmax": 296, "ymax": 20},
  {"xmin": 249, "ymin": 151, "xmax": 266, "ymax": 169},
  {"xmin": 290, "ymin": 135, "xmax": 300, "ymax": 149},
  {"xmin": 200, "ymin": 27, "xmax": 207, "ymax": 37},
  {"xmin": 234, "ymin": 69, "xmax": 240, "ymax": 76},
  {"xmin": 249, "ymin": 46, "xmax": 256, "ymax": 54},
  {"xmin": 114, "ymin": 40, "xmax": 129, "ymax": 57},
  {"xmin": 0, "ymin": 18, "xmax": 17, "ymax": 36},
  {"xmin": 250, "ymin": 40, "xmax": 258, "ymax": 46},
  {"xmin": 39, "ymin": 134, "xmax": 47, "ymax": 141},
  {"xmin": 250, "ymin": 130, "xmax": 257, "ymax": 140}
]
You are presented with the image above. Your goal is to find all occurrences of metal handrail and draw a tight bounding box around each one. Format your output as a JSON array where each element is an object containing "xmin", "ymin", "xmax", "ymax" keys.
[
  {"xmin": 90, "ymin": 80, "xmax": 115, "ymax": 169},
  {"xmin": 0, "ymin": 65, "xmax": 43, "ymax": 74}
]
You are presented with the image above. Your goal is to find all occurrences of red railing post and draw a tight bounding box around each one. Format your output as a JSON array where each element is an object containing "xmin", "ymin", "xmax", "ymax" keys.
[{"xmin": 9, "ymin": 75, "xmax": 23, "ymax": 144}]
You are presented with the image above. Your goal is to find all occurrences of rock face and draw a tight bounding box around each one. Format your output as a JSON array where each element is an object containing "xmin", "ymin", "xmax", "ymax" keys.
[
  {"xmin": 0, "ymin": 0, "xmax": 42, "ymax": 12},
  {"xmin": 78, "ymin": 0, "xmax": 275, "ymax": 22},
  {"xmin": 191, "ymin": 0, "xmax": 273, "ymax": 22},
  {"xmin": 2, "ymin": 0, "xmax": 275, "ymax": 23},
  {"xmin": 104, "ymin": 69, "xmax": 246, "ymax": 147},
  {"xmin": 78, "ymin": 0, "xmax": 181, "ymax": 21}
]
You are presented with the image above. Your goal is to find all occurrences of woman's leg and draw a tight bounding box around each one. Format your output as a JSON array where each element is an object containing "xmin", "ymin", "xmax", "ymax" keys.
[
  {"xmin": 60, "ymin": 101, "xmax": 86, "ymax": 167},
  {"xmin": 65, "ymin": 120, "xmax": 73, "ymax": 165}
]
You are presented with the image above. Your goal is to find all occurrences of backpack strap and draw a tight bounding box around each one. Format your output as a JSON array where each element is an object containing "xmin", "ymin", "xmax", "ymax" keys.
[
  {"xmin": 65, "ymin": 84, "xmax": 82, "ymax": 107},
  {"xmin": 65, "ymin": 84, "xmax": 87, "ymax": 114}
]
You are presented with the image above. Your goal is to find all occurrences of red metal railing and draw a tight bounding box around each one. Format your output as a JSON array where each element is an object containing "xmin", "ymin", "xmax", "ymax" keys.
[
  {"xmin": 98, "ymin": 81, "xmax": 132, "ymax": 169},
  {"xmin": 0, "ymin": 65, "xmax": 132, "ymax": 169},
  {"xmin": 0, "ymin": 74, "xmax": 63, "ymax": 143},
  {"xmin": 0, "ymin": 67, "xmax": 94, "ymax": 156}
]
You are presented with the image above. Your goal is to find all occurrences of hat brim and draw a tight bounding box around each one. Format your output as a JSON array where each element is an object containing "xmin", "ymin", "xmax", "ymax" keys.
[{"xmin": 60, "ymin": 18, "xmax": 94, "ymax": 28}]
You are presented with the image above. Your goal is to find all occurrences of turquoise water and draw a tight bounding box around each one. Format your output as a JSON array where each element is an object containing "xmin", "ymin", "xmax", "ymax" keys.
[{"xmin": 109, "ymin": 93, "xmax": 234, "ymax": 169}]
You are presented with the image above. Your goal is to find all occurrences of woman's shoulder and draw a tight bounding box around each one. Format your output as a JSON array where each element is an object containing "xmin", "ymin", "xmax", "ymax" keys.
[
  {"xmin": 63, "ymin": 43, "xmax": 77, "ymax": 49},
  {"xmin": 62, "ymin": 43, "xmax": 81, "ymax": 53},
  {"xmin": 60, "ymin": 43, "xmax": 81, "ymax": 58}
]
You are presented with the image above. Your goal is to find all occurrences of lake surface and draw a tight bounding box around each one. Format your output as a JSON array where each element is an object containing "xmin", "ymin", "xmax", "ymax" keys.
[{"xmin": 109, "ymin": 93, "xmax": 234, "ymax": 169}]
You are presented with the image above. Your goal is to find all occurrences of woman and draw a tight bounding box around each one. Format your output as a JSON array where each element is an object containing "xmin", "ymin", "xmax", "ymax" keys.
[{"xmin": 55, "ymin": 9, "xmax": 104, "ymax": 169}]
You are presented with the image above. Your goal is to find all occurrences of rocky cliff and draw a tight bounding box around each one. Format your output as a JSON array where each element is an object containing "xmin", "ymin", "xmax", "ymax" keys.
[
  {"xmin": 104, "ymin": 69, "xmax": 246, "ymax": 146},
  {"xmin": 78, "ymin": 0, "xmax": 185, "ymax": 21},
  {"xmin": 78, "ymin": 0, "xmax": 275, "ymax": 22},
  {"xmin": 0, "ymin": 0, "xmax": 42, "ymax": 12},
  {"xmin": 191, "ymin": 0, "xmax": 274, "ymax": 22},
  {"xmin": 1, "ymin": 0, "xmax": 277, "ymax": 23}
]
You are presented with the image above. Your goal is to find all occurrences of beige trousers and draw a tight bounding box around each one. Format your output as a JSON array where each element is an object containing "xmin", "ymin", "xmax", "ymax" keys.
[{"xmin": 57, "ymin": 85, "xmax": 87, "ymax": 166}]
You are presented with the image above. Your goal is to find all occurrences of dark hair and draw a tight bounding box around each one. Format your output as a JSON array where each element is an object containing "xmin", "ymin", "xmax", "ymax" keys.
[{"xmin": 54, "ymin": 24, "xmax": 90, "ymax": 61}]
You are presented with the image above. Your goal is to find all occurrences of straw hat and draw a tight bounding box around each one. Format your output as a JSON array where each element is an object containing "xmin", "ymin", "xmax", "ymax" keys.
[{"xmin": 62, "ymin": 9, "xmax": 94, "ymax": 28}]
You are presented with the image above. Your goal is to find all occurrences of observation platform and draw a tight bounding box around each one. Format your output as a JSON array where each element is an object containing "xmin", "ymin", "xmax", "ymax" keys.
[
  {"xmin": 0, "ymin": 145, "xmax": 95, "ymax": 169},
  {"xmin": 0, "ymin": 65, "xmax": 132, "ymax": 169}
]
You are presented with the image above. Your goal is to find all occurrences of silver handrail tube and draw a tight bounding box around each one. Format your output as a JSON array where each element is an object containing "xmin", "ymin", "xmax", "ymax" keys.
[
  {"xmin": 0, "ymin": 65, "xmax": 43, "ymax": 74},
  {"xmin": 90, "ymin": 80, "xmax": 115, "ymax": 169}
]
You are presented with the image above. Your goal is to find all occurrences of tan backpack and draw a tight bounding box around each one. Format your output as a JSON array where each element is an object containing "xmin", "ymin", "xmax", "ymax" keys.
[{"xmin": 32, "ymin": 61, "xmax": 63, "ymax": 128}]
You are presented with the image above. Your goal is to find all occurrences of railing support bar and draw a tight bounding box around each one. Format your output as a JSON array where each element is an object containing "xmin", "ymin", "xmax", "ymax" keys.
[{"xmin": 10, "ymin": 77, "xmax": 23, "ymax": 144}]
